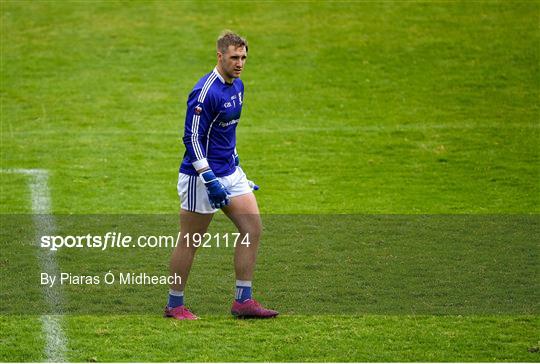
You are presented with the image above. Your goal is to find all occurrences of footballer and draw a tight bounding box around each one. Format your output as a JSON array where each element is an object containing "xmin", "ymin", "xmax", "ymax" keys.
[{"xmin": 165, "ymin": 31, "xmax": 278, "ymax": 320}]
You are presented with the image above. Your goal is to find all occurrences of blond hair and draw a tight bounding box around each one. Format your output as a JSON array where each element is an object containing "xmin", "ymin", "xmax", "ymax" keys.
[{"xmin": 217, "ymin": 30, "xmax": 248, "ymax": 54}]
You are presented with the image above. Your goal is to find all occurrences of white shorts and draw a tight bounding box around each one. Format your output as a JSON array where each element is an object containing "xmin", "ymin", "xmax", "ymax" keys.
[{"xmin": 177, "ymin": 166, "xmax": 252, "ymax": 214}]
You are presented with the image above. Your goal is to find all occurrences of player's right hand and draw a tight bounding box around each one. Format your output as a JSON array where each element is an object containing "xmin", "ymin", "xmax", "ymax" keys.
[{"xmin": 200, "ymin": 170, "xmax": 230, "ymax": 209}]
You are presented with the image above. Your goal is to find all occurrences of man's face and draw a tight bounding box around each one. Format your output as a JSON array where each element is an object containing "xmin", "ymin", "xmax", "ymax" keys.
[{"xmin": 218, "ymin": 45, "xmax": 247, "ymax": 80}]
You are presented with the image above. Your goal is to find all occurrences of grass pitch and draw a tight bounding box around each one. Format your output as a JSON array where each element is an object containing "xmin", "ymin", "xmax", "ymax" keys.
[{"xmin": 1, "ymin": 1, "xmax": 539, "ymax": 362}]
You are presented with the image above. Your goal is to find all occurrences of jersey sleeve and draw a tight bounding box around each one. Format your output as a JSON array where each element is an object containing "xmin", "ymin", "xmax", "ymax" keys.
[
  {"xmin": 233, "ymin": 81, "xmax": 244, "ymax": 159},
  {"xmin": 182, "ymin": 88, "xmax": 218, "ymax": 171}
]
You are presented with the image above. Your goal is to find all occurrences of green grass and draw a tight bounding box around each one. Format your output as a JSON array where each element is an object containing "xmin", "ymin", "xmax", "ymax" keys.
[
  {"xmin": 2, "ymin": 214, "xmax": 538, "ymax": 316},
  {"xmin": 1, "ymin": 0, "xmax": 539, "ymax": 362},
  {"xmin": 48, "ymin": 315, "xmax": 540, "ymax": 362},
  {"xmin": 1, "ymin": 315, "xmax": 538, "ymax": 362},
  {"xmin": 2, "ymin": 1, "xmax": 538, "ymax": 214}
]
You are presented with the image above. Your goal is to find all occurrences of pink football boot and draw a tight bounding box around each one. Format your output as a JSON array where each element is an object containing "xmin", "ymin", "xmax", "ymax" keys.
[
  {"xmin": 231, "ymin": 299, "xmax": 279, "ymax": 319},
  {"xmin": 164, "ymin": 305, "xmax": 199, "ymax": 320}
]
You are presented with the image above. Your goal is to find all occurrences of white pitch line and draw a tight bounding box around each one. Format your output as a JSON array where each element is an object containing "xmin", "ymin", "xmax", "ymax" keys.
[{"xmin": 2, "ymin": 169, "xmax": 67, "ymax": 362}]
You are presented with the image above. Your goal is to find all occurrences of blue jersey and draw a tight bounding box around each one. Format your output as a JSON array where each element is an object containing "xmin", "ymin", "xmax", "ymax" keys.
[{"xmin": 180, "ymin": 68, "xmax": 244, "ymax": 177}]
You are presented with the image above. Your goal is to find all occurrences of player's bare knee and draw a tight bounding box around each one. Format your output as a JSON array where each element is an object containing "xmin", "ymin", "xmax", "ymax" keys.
[
  {"xmin": 178, "ymin": 232, "xmax": 204, "ymax": 251},
  {"xmin": 244, "ymin": 221, "xmax": 262, "ymax": 243}
]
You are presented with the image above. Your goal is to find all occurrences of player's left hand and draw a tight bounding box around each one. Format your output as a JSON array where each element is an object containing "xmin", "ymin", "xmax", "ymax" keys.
[{"xmin": 248, "ymin": 180, "xmax": 259, "ymax": 191}]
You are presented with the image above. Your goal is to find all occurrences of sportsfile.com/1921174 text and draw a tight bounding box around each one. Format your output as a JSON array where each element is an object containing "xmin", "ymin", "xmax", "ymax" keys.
[{"xmin": 39, "ymin": 232, "xmax": 250, "ymax": 251}]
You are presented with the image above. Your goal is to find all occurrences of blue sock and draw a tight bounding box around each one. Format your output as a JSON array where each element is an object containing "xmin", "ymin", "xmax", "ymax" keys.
[
  {"xmin": 168, "ymin": 289, "xmax": 184, "ymax": 308},
  {"xmin": 235, "ymin": 280, "xmax": 252, "ymax": 302}
]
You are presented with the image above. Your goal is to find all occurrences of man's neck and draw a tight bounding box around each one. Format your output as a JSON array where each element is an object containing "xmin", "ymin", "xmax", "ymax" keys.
[{"xmin": 216, "ymin": 65, "xmax": 233, "ymax": 84}]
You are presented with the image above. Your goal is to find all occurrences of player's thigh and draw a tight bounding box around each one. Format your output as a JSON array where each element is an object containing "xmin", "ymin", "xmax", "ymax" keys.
[
  {"xmin": 180, "ymin": 209, "xmax": 214, "ymax": 235},
  {"xmin": 223, "ymin": 193, "xmax": 261, "ymax": 235},
  {"xmin": 225, "ymin": 192, "xmax": 260, "ymax": 215}
]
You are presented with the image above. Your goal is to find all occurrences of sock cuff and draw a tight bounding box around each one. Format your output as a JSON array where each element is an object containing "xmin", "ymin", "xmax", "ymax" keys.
[
  {"xmin": 169, "ymin": 289, "xmax": 184, "ymax": 297},
  {"xmin": 235, "ymin": 280, "xmax": 252, "ymax": 287}
]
